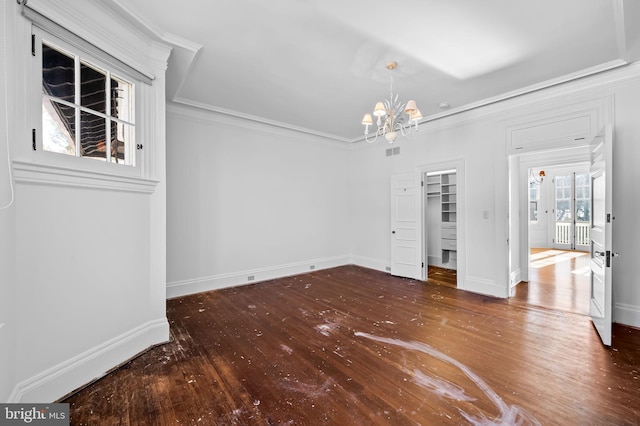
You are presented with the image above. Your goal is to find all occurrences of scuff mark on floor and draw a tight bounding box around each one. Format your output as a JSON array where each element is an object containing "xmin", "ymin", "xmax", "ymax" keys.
[{"xmin": 354, "ymin": 331, "xmax": 541, "ymax": 426}]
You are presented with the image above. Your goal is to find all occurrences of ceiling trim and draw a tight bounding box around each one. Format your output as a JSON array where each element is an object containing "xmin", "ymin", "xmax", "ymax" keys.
[
  {"xmin": 171, "ymin": 97, "xmax": 354, "ymax": 143},
  {"xmin": 613, "ymin": 0, "xmax": 628, "ymax": 61},
  {"xmin": 166, "ymin": 102, "xmax": 351, "ymax": 149},
  {"xmin": 351, "ymin": 58, "xmax": 628, "ymax": 144},
  {"xmin": 108, "ymin": 0, "xmax": 165, "ymax": 41}
]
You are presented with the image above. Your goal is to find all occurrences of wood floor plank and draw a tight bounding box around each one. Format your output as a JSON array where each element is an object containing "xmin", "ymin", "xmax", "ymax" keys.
[
  {"xmin": 512, "ymin": 248, "xmax": 590, "ymax": 315},
  {"xmin": 64, "ymin": 265, "xmax": 640, "ymax": 425}
]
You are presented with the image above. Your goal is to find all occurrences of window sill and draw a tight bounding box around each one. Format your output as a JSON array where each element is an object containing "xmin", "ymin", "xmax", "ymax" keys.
[{"xmin": 13, "ymin": 161, "xmax": 158, "ymax": 194}]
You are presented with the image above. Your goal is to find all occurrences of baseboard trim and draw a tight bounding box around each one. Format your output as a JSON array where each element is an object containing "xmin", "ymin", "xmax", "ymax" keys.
[
  {"xmin": 9, "ymin": 318, "xmax": 169, "ymax": 403},
  {"xmin": 166, "ymin": 255, "xmax": 351, "ymax": 299},
  {"xmin": 350, "ymin": 255, "xmax": 389, "ymax": 273},
  {"xmin": 466, "ymin": 275, "xmax": 508, "ymax": 298},
  {"xmin": 510, "ymin": 269, "xmax": 522, "ymax": 290},
  {"xmin": 615, "ymin": 303, "xmax": 640, "ymax": 329}
]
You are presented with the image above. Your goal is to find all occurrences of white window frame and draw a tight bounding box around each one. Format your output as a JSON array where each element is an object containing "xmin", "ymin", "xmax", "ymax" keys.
[
  {"xmin": 36, "ymin": 30, "xmax": 138, "ymax": 167},
  {"xmin": 13, "ymin": 11, "xmax": 159, "ymax": 194}
]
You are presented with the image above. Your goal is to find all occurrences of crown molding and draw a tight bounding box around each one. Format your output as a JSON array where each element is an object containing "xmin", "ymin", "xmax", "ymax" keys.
[
  {"xmin": 168, "ymin": 98, "xmax": 352, "ymax": 146},
  {"xmin": 173, "ymin": 59, "xmax": 640, "ymax": 150}
]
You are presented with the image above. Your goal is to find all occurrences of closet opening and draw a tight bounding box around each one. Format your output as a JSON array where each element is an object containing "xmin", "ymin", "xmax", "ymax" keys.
[{"xmin": 424, "ymin": 169, "xmax": 457, "ymax": 288}]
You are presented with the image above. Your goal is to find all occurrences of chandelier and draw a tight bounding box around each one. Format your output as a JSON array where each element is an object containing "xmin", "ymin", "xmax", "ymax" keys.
[{"xmin": 361, "ymin": 62, "xmax": 422, "ymax": 144}]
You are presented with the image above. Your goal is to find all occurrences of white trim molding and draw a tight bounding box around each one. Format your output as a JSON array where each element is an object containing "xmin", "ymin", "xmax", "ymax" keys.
[
  {"xmin": 167, "ymin": 256, "xmax": 351, "ymax": 299},
  {"xmin": 8, "ymin": 318, "xmax": 169, "ymax": 403},
  {"xmin": 21, "ymin": 0, "xmax": 168, "ymax": 80},
  {"xmin": 167, "ymin": 101, "xmax": 352, "ymax": 147},
  {"xmin": 510, "ymin": 269, "xmax": 522, "ymax": 292},
  {"xmin": 12, "ymin": 161, "xmax": 159, "ymax": 193},
  {"xmin": 614, "ymin": 303, "xmax": 640, "ymax": 329},
  {"xmin": 350, "ymin": 255, "xmax": 390, "ymax": 274},
  {"xmin": 466, "ymin": 276, "xmax": 508, "ymax": 298}
]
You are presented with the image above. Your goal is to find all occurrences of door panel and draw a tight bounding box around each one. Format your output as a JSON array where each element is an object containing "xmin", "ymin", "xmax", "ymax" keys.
[
  {"xmin": 391, "ymin": 173, "xmax": 423, "ymax": 280},
  {"xmin": 589, "ymin": 125, "xmax": 613, "ymax": 346}
]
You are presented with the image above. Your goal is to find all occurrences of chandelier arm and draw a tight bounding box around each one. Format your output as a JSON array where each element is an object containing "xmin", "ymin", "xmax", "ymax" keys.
[{"xmin": 364, "ymin": 131, "xmax": 379, "ymax": 143}]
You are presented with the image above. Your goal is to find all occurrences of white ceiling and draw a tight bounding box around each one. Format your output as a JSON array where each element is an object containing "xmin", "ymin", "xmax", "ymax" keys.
[{"xmin": 112, "ymin": 0, "xmax": 640, "ymax": 142}]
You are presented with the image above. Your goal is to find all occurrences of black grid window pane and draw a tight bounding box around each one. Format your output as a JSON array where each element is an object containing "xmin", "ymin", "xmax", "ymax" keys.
[
  {"xmin": 40, "ymin": 39, "xmax": 135, "ymax": 165},
  {"xmin": 110, "ymin": 77, "xmax": 132, "ymax": 122},
  {"xmin": 42, "ymin": 43, "xmax": 75, "ymax": 102},
  {"xmin": 80, "ymin": 110, "xmax": 106, "ymax": 160},
  {"xmin": 80, "ymin": 62, "xmax": 106, "ymax": 113},
  {"xmin": 110, "ymin": 121, "xmax": 133, "ymax": 164},
  {"xmin": 42, "ymin": 43, "xmax": 76, "ymax": 153},
  {"xmin": 43, "ymin": 98, "xmax": 75, "ymax": 156}
]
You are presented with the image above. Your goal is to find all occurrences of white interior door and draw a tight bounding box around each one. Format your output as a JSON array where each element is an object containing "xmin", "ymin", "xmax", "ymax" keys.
[
  {"xmin": 391, "ymin": 173, "xmax": 423, "ymax": 280},
  {"xmin": 589, "ymin": 125, "xmax": 614, "ymax": 346}
]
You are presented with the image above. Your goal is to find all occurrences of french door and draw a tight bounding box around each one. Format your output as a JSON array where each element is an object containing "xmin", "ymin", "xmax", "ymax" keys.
[{"xmin": 553, "ymin": 173, "xmax": 590, "ymax": 251}]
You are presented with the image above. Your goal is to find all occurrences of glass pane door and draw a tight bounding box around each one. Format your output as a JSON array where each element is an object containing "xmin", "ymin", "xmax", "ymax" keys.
[
  {"xmin": 575, "ymin": 173, "xmax": 590, "ymax": 248},
  {"xmin": 554, "ymin": 175, "xmax": 573, "ymax": 249},
  {"xmin": 554, "ymin": 173, "xmax": 590, "ymax": 250}
]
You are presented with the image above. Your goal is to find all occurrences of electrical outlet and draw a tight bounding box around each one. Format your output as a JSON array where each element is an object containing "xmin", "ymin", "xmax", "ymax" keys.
[
  {"xmin": 247, "ymin": 275, "xmax": 255, "ymax": 281},
  {"xmin": 310, "ymin": 265, "xmax": 316, "ymax": 270}
]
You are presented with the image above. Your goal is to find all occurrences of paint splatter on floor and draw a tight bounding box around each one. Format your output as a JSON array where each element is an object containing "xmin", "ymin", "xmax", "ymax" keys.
[{"xmin": 355, "ymin": 332, "xmax": 541, "ymax": 426}]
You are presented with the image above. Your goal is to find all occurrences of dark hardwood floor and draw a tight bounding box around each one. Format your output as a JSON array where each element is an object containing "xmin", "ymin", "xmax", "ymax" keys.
[{"xmin": 64, "ymin": 265, "xmax": 640, "ymax": 425}]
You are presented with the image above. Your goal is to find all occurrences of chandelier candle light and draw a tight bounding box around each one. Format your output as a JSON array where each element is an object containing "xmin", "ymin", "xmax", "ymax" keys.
[{"xmin": 361, "ymin": 62, "xmax": 422, "ymax": 143}]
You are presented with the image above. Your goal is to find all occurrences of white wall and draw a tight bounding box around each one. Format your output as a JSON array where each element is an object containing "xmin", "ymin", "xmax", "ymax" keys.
[
  {"xmin": 0, "ymin": 0, "xmax": 17, "ymax": 401},
  {"xmin": 0, "ymin": 202, "xmax": 15, "ymax": 401},
  {"xmin": 166, "ymin": 104, "xmax": 351, "ymax": 297},
  {"xmin": 349, "ymin": 118, "xmax": 504, "ymax": 295},
  {"xmin": 2, "ymin": 0, "xmax": 171, "ymax": 402},
  {"xmin": 349, "ymin": 64, "xmax": 640, "ymax": 326}
]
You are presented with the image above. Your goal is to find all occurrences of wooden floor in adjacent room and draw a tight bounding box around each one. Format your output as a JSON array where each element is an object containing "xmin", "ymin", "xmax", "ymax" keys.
[
  {"xmin": 512, "ymin": 248, "xmax": 591, "ymax": 315},
  {"xmin": 64, "ymin": 265, "xmax": 640, "ymax": 425}
]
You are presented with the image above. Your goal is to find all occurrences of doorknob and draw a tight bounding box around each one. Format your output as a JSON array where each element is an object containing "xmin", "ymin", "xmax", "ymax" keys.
[{"xmin": 594, "ymin": 251, "xmax": 605, "ymax": 257}]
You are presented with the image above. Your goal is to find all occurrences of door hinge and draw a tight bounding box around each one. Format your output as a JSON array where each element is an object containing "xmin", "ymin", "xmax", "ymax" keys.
[
  {"xmin": 32, "ymin": 129, "xmax": 36, "ymax": 150},
  {"xmin": 422, "ymin": 262, "xmax": 424, "ymax": 268},
  {"xmin": 31, "ymin": 34, "xmax": 35, "ymax": 56},
  {"xmin": 607, "ymin": 213, "xmax": 611, "ymax": 223},
  {"xmin": 421, "ymin": 181, "xmax": 424, "ymax": 187}
]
